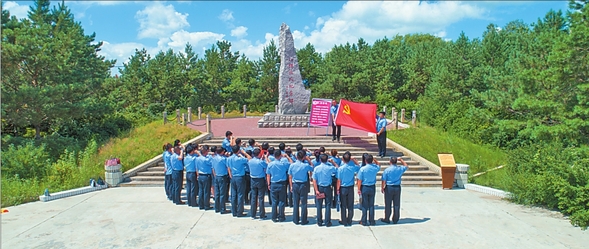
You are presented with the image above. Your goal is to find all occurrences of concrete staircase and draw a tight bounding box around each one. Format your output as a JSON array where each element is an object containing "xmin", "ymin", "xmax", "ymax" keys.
[{"xmin": 120, "ymin": 136, "xmax": 441, "ymax": 187}]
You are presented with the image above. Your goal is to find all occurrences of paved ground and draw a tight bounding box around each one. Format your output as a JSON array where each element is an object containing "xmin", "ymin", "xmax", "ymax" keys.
[
  {"xmin": 187, "ymin": 117, "xmax": 391, "ymax": 137},
  {"xmin": 3, "ymin": 187, "xmax": 587, "ymax": 249}
]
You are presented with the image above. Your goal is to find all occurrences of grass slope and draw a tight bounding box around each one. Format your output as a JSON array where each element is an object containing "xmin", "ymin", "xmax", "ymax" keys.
[
  {"xmin": 1, "ymin": 122, "xmax": 200, "ymax": 207},
  {"xmin": 388, "ymin": 126, "xmax": 508, "ymax": 189}
]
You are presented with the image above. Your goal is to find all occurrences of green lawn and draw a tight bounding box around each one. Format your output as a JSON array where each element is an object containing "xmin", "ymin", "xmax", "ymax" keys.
[
  {"xmin": 388, "ymin": 126, "xmax": 508, "ymax": 189},
  {"xmin": 1, "ymin": 121, "xmax": 200, "ymax": 207}
]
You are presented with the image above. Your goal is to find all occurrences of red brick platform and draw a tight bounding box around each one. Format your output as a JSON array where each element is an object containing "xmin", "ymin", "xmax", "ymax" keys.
[{"xmin": 187, "ymin": 117, "xmax": 375, "ymax": 137}]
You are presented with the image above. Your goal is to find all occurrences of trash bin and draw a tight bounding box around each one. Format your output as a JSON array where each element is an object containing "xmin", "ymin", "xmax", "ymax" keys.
[
  {"xmin": 441, "ymin": 166, "xmax": 456, "ymax": 189},
  {"xmin": 454, "ymin": 164, "xmax": 470, "ymax": 188},
  {"xmin": 105, "ymin": 158, "xmax": 122, "ymax": 187}
]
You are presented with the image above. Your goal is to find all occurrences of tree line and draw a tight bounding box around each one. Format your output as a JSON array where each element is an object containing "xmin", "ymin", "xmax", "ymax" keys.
[{"xmin": 1, "ymin": 0, "xmax": 588, "ymax": 228}]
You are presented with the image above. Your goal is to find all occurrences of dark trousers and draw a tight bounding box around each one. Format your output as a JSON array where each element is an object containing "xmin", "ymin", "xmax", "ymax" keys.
[
  {"xmin": 286, "ymin": 183, "xmax": 293, "ymax": 207},
  {"xmin": 267, "ymin": 185, "xmax": 273, "ymax": 205},
  {"xmin": 316, "ymin": 185, "xmax": 333, "ymax": 225},
  {"xmin": 171, "ymin": 170, "xmax": 183, "ymax": 204},
  {"xmin": 292, "ymin": 182, "xmax": 309, "ymax": 224},
  {"xmin": 230, "ymin": 176, "xmax": 245, "ymax": 216},
  {"xmin": 340, "ymin": 186, "xmax": 355, "ymax": 226},
  {"xmin": 332, "ymin": 124, "xmax": 341, "ymax": 140},
  {"xmin": 384, "ymin": 185, "xmax": 402, "ymax": 224},
  {"xmin": 226, "ymin": 176, "xmax": 231, "ymax": 203},
  {"xmin": 185, "ymin": 172, "xmax": 197, "ymax": 207},
  {"xmin": 361, "ymin": 185, "xmax": 376, "ymax": 225},
  {"xmin": 377, "ymin": 131, "xmax": 387, "ymax": 156},
  {"xmin": 214, "ymin": 175, "xmax": 229, "ymax": 212},
  {"xmin": 270, "ymin": 181, "xmax": 287, "ymax": 221},
  {"xmin": 250, "ymin": 178, "xmax": 267, "ymax": 218},
  {"xmin": 164, "ymin": 174, "xmax": 172, "ymax": 200},
  {"xmin": 331, "ymin": 176, "xmax": 338, "ymax": 207},
  {"xmin": 198, "ymin": 174, "xmax": 212, "ymax": 209},
  {"xmin": 244, "ymin": 173, "xmax": 251, "ymax": 203}
]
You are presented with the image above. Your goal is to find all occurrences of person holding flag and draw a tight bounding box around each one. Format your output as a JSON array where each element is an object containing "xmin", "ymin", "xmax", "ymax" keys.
[
  {"xmin": 376, "ymin": 112, "xmax": 388, "ymax": 158},
  {"xmin": 331, "ymin": 99, "xmax": 342, "ymax": 142}
]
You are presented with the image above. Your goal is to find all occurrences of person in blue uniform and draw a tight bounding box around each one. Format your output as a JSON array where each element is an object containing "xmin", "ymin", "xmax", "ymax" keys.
[
  {"xmin": 196, "ymin": 145, "xmax": 213, "ymax": 210},
  {"xmin": 227, "ymin": 145, "xmax": 251, "ymax": 217},
  {"xmin": 336, "ymin": 152, "xmax": 360, "ymax": 226},
  {"xmin": 222, "ymin": 131, "xmax": 234, "ymax": 154},
  {"xmin": 331, "ymin": 99, "xmax": 341, "ymax": 142},
  {"xmin": 248, "ymin": 148, "xmax": 268, "ymax": 219},
  {"xmin": 288, "ymin": 151, "xmax": 314, "ymax": 225},
  {"xmin": 380, "ymin": 156, "xmax": 408, "ymax": 224},
  {"xmin": 312, "ymin": 154, "xmax": 338, "ymax": 227},
  {"xmin": 245, "ymin": 139, "xmax": 257, "ymax": 153},
  {"xmin": 184, "ymin": 144, "xmax": 199, "ymax": 207},
  {"xmin": 212, "ymin": 147, "xmax": 230, "ymax": 214},
  {"xmin": 266, "ymin": 150, "xmax": 292, "ymax": 222},
  {"xmin": 357, "ymin": 154, "xmax": 380, "ymax": 226},
  {"xmin": 163, "ymin": 143, "xmax": 173, "ymax": 201},
  {"xmin": 376, "ymin": 112, "xmax": 388, "ymax": 158},
  {"xmin": 329, "ymin": 149, "xmax": 342, "ymax": 208},
  {"xmin": 171, "ymin": 146, "xmax": 185, "ymax": 205}
]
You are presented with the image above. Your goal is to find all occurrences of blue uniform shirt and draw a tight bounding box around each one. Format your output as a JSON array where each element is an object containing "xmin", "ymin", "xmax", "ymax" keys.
[
  {"xmin": 358, "ymin": 163, "xmax": 380, "ymax": 186},
  {"xmin": 331, "ymin": 104, "xmax": 338, "ymax": 115},
  {"xmin": 212, "ymin": 154, "xmax": 228, "ymax": 176},
  {"xmin": 377, "ymin": 117, "xmax": 387, "ymax": 133},
  {"xmin": 196, "ymin": 154, "xmax": 213, "ymax": 174},
  {"xmin": 163, "ymin": 151, "xmax": 173, "ymax": 175},
  {"xmin": 267, "ymin": 160, "xmax": 289, "ymax": 183},
  {"xmin": 382, "ymin": 164, "xmax": 408, "ymax": 185},
  {"xmin": 288, "ymin": 161, "xmax": 313, "ymax": 183},
  {"xmin": 330, "ymin": 156, "xmax": 342, "ymax": 167},
  {"xmin": 268, "ymin": 155, "xmax": 276, "ymax": 162},
  {"xmin": 244, "ymin": 145, "xmax": 255, "ymax": 153},
  {"xmin": 227, "ymin": 154, "xmax": 247, "ymax": 177},
  {"xmin": 313, "ymin": 163, "xmax": 337, "ymax": 187},
  {"xmin": 337, "ymin": 161, "xmax": 360, "ymax": 187},
  {"xmin": 171, "ymin": 153, "xmax": 184, "ymax": 171},
  {"xmin": 248, "ymin": 158, "xmax": 268, "ymax": 178},
  {"xmin": 222, "ymin": 138, "xmax": 232, "ymax": 153},
  {"xmin": 184, "ymin": 154, "xmax": 198, "ymax": 172}
]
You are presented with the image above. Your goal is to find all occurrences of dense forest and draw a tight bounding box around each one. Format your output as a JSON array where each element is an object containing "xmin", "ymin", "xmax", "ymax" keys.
[{"xmin": 1, "ymin": 0, "xmax": 588, "ymax": 228}]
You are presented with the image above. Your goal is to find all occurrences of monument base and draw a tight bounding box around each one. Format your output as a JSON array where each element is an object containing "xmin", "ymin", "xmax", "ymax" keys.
[{"xmin": 258, "ymin": 113, "xmax": 310, "ymax": 128}]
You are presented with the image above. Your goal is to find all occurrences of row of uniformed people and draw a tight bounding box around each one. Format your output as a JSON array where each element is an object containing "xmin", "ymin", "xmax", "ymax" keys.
[{"xmin": 163, "ymin": 137, "xmax": 410, "ymax": 226}]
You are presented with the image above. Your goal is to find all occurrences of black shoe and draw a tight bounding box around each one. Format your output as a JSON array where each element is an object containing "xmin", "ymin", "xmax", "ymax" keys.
[
  {"xmin": 325, "ymin": 222, "xmax": 332, "ymax": 227},
  {"xmin": 339, "ymin": 221, "xmax": 345, "ymax": 225},
  {"xmin": 317, "ymin": 222, "xmax": 324, "ymax": 227},
  {"xmin": 221, "ymin": 210, "xmax": 230, "ymax": 214},
  {"xmin": 237, "ymin": 214, "xmax": 247, "ymax": 217},
  {"xmin": 332, "ymin": 138, "xmax": 336, "ymax": 141},
  {"xmin": 379, "ymin": 218, "xmax": 391, "ymax": 224},
  {"xmin": 337, "ymin": 139, "xmax": 340, "ymax": 143},
  {"xmin": 301, "ymin": 220, "xmax": 309, "ymax": 225},
  {"xmin": 260, "ymin": 215, "xmax": 267, "ymax": 219},
  {"xmin": 370, "ymin": 222, "xmax": 376, "ymax": 226},
  {"xmin": 279, "ymin": 218, "xmax": 286, "ymax": 222},
  {"xmin": 294, "ymin": 221, "xmax": 300, "ymax": 225}
]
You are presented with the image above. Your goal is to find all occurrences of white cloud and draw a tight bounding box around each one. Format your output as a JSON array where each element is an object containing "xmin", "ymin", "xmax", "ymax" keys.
[
  {"xmin": 218, "ymin": 9, "xmax": 234, "ymax": 22},
  {"xmin": 135, "ymin": 2, "xmax": 190, "ymax": 39},
  {"xmin": 290, "ymin": 1, "xmax": 486, "ymax": 53},
  {"xmin": 3, "ymin": 1, "xmax": 29, "ymax": 20},
  {"xmin": 231, "ymin": 33, "xmax": 278, "ymax": 60},
  {"xmin": 166, "ymin": 30, "xmax": 225, "ymax": 52},
  {"xmin": 230, "ymin": 26, "xmax": 248, "ymax": 38}
]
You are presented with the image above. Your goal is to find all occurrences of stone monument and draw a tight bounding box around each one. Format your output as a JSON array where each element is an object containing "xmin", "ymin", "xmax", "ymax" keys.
[
  {"xmin": 278, "ymin": 23, "xmax": 311, "ymax": 114},
  {"xmin": 258, "ymin": 23, "xmax": 312, "ymax": 128}
]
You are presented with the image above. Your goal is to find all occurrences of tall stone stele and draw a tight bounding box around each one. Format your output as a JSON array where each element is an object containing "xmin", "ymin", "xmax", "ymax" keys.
[{"xmin": 277, "ymin": 23, "xmax": 311, "ymax": 114}]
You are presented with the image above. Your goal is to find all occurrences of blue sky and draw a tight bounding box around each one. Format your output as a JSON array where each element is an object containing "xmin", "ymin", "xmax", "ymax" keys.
[{"xmin": 4, "ymin": 1, "xmax": 570, "ymax": 68}]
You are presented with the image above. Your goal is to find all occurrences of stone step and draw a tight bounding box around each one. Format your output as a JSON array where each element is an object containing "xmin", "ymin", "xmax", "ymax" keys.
[{"xmin": 120, "ymin": 180, "xmax": 442, "ymax": 188}]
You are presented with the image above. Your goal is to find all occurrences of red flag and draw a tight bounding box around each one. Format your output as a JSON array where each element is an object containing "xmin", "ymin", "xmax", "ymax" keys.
[{"xmin": 335, "ymin": 99, "xmax": 377, "ymax": 133}]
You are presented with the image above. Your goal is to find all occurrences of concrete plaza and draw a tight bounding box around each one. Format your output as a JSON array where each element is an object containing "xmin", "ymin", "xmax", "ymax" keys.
[{"xmin": 2, "ymin": 187, "xmax": 587, "ymax": 249}]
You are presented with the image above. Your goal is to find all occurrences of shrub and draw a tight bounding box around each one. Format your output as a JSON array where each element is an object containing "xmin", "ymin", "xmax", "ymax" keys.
[{"xmin": 1, "ymin": 142, "xmax": 51, "ymax": 180}]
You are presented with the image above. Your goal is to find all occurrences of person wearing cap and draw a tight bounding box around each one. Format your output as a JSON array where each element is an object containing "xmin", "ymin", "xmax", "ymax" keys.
[
  {"xmin": 222, "ymin": 131, "xmax": 234, "ymax": 155},
  {"xmin": 288, "ymin": 150, "xmax": 314, "ymax": 225},
  {"xmin": 184, "ymin": 144, "xmax": 199, "ymax": 207},
  {"xmin": 171, "ymin": 145, "xmax": 185, "ymax": 205},
  {"xmin": 357, "ymin": 154, "xmax": 380, "ymax": 226},
  {"xmin": 312, "ymin": 154, "xmax": 338, "ymax": 227},
  {"xmin": 336, "ymin": 152, "xmax": 360, "ymax": 226},
  {"xmin": 266, "ymin": 150, "xmax": 292, "ymax": 222},
  {"xmin": 248, "ymin": 148, "xmax": 268, "ymax": 219},
  {"xmin": 212, "ymin": 147, "xmax": 230, "ymax": 214},
  {"xmin": 376, "ymin": 112, "xmax": 388, "ymax": 158},
  {"xmin": 227, "ymin": 145, "xmax": 251, "ymax": 217},
  {"xmin": 380, "ymin": 156, "xmax": 408, "ymax": 224},
  {"xmin": 331, "ymin": 99, "xmax": 342, "ymax": 143},
  {"xmin": 196, "ymin": 145, "xmax": 213, "ymax": 210},
  {"xmin": 163, "ymin": 143, "xmax": 173, "ymax": 201}
]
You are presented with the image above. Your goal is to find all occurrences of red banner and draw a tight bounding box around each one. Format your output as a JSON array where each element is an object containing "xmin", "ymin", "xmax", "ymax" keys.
[{"xmin": 334, "ymin": 99, "xmax": 377, "ymax": 133}]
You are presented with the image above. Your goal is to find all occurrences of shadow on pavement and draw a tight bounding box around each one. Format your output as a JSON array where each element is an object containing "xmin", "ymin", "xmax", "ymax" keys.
[{"xmin": 397, "ymin": 217, "xmax": 431, "ymax": 225}]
